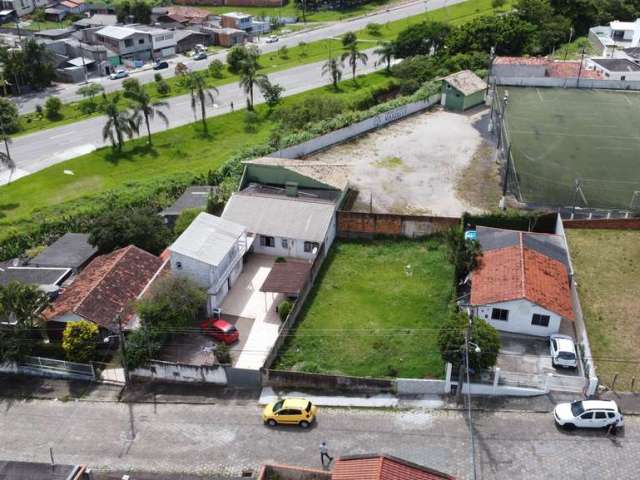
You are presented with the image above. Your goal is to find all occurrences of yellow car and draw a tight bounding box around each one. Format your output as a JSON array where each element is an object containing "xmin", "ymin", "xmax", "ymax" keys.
[{"xmin": 262, "ymin": 397, "xmax": 318, "ymax": 428}]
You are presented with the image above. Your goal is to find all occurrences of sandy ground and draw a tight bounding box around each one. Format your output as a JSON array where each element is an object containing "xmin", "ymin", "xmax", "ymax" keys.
[{"xmin": 305, "ymin": 107, "xmax": 500, "ymax": 216}]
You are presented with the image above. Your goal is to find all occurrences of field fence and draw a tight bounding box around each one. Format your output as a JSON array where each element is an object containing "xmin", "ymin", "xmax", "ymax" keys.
[{"xmin": 492, "ymin": 76, "xmax": 640, "ymax": 91}]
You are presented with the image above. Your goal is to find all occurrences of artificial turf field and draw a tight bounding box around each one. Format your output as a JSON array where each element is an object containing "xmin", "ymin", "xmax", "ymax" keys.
[{"xmin": 498, "ymin": 86, "xmax": 640, "ymax": 210}]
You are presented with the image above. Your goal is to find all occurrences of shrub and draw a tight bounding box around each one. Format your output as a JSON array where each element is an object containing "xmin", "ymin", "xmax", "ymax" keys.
[
  {"xmin": 208, "ymin": 59, "xmax": 224, "ymax": 78},
  {"xmin": 445, "ymin": 225, "xmax": 481, "ymax": 281},
  {"xmin": 136, "ymin": 276, "xmax": 206, "ymax": 329},
  {"xmin": 366, "ymin": 23, "xmax": 382, "ymax": 36},
  {"xmin": 437, "ymin": 311, "xmax": 500, "ymax": 371},
  {"xmin": 44, "ymin": 96, "xmax": 62, "ymax": 120},
  {"xmin": 174, "ymin": 207, "xmax": 202, "ymax": 236},
  {"xmin": 154, "ymin": 73, "xmax": 163, "ymax": 83},
  {"xmin": 274, "ymin": 95, "xmax": 344, "ymax": 131},
  {"xmin": 62, "ymin": 320, "xmax": 99, "ymax": 363},
  {"xmin": 244, "ymin": 110, "xmax": 260, "ymax": 133},
  {"xmin": 0, "ymin": 98, "xmax": 20, "ymax": 133},
  {"xmin": 227, "ymin": 45, "xmax": 259, "ymax": 74},
  {"xmin": 278, "ymin": 300, "xmax": 292, "ymax": 321},
  {"xmin": 278, "ymin": 45, "xmax": 289, "ymax": 59},
  {"xmin": 175, "ymin": 62, "xmax": 188, "ymax": 76},
  {"xmin": 214, "ymin": 343, "xmax": 232, "ymax": 364},
  {"xmin": 155, "ymin": 79, "xmax": 170, "ymax": 96},
  {"xmin": 122, "ymin": 77, "xmax": 141, "ymax": 94},
  {"xmin": 35, "ymin": 104, "xmax": 43, "ymax": 119},
  {"xmin": 0, "ymin": 327, "xmax": 32, "ymax": 362},
  {"xmin": 78, "ymin": 99, "xmax": 98, "ymax": 115},
  {"xmin": 124, "ymin": 327, "xmax": 166, "ymax": 369}
]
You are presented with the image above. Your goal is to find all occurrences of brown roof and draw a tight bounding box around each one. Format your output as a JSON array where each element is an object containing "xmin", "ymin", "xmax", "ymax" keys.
[
  {"xmin": 470, "ymin": 234, "xmax": 574, "ymax": 320},
  {"xmin": 260, "ymin": 260, "xmax": 312, "ymax": 294},
  {"xmin": 166, "ymin": 5, "xmax": 210, "ymax": 22},
  {"xmin": 546, "ymin": 62, "xmax": 602, "ymax": 79},
  {"xmin": 332, "ymin": 455, "xmax": 455, "ymax": 480},
  {"xmin": 45, "ymin": 245, "xmax": 163, "ymax": 331},
  {"xmin": 442, "ymin": 70, "xmax": 487, "ymax": 96},
  {"xmin": 494, "ymin": 56, "xmax": 549, "ymax": 65}
]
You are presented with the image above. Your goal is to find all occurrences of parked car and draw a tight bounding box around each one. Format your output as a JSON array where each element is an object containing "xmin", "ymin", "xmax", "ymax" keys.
[
  {"xmin": 192, "ymin": 51, "xmax": 207, "ymax": 60},
  {"xmin": 266, "ymin": 35, "xmax": 279, "ymax": 43},
  {"xmin": 554, "ymin": 400, "xmax": 623, "ymax": 429},
  {"xmin": 550, "ymin": 334, "xmax": 578, "ymax": 368},
  {"xmin": 262, "ymin": 398, "xmax": 317, "ymax": 428},
  {"xmin": 153, "ymin": 61, "xmax": 169, "ymax": 70},
  {"xmin": 200, "ymin": 318, "xmax": 239, "ymax": 344},
  {"xmin": 110, "ymin": 69, "xmax": 129, "ymax": 80}
]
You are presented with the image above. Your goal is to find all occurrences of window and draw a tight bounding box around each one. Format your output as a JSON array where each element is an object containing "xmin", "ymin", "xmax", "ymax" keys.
[
  {"xmin": 138, "ymin": 38, "xmax": 145, "ymax": 44},
  {"xmin": 281, "ymin": 238, "xmax": 288, "ymax": 248},
  {"xmin": 304, "ymin": 241, "xmax": 319, "ymax": 253},
  {"xmin": 124, "ymin": 39, "xmax": 133, "ymax": 47},
  {"xmin": 531, "ymin": 314, "xmax": 550, "ymax": 327},
  {"xmin": 621, "ymin": 75, "xmax": 626, "ymax": 81},
  {"xmin": 607, "ymin": 412, "xmax": 616, "ymax": 419},
  {"xmin": 580, "ymin": 412, "xmax": 594, "ymax": 420},
  {"xmin": 260, "ymin": 235, "xmax": 275, "ymax": 248},
  {"xmin": 595, "ymin": 412, "xmax": 607, "ymax": 419},
  {"xmin": 491, "ymin": 308, "xmax": 509, "ymax": 321},
  {"xmin": 175, "ymin": 261, "xmax": 182, "ymax": 270}
]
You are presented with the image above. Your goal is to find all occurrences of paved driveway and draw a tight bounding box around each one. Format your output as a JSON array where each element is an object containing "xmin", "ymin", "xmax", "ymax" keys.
[{"xmin": 221, "ymin": 254, "xmax": 283, "ymax": 369}]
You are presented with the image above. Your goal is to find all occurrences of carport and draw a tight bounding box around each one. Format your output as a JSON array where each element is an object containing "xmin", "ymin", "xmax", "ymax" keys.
[{"xmin": 260, "ymin": 259, "xmax": 313, "ymax": 298}]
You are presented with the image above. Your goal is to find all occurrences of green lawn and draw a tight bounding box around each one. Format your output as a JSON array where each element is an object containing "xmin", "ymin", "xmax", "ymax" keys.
[
  {"xmin": 0, "ymin": 72, "xmax": 392, "ymax": 230},
  {"xmin": 275, "ymin": 239, "xmax": 454, "ymax": 378},
  {"xmin": 566, "ymin": 229, "xmax": 640, "ymax": 391},
  {"xmin": 13, "ymin": 0, "xmax": 510, "ymax": 137},
  {"xmin": 20, "ymin": 19, "xmax": 73, "ymax": 31}
]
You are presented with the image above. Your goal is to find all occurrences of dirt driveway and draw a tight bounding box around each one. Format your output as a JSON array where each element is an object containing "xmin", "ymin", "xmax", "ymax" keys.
[{"xmin": 305, "ymin": 107, "xmax": 500, "ymax": 216}]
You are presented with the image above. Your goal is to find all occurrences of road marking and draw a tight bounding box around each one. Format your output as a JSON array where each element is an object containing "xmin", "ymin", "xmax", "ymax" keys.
[{"xmin": 50, "ymin": 131, "xmax": 75, "ymax": 140}]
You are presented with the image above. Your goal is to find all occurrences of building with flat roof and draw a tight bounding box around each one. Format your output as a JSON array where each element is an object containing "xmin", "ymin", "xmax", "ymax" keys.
[{"xmin": 589, "ymin": 57, "xmax": 640, "ymax": 80}]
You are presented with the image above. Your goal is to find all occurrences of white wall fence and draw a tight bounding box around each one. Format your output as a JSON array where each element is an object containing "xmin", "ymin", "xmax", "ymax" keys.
[
  {"xmin": 271, "ymin": 95, "xmax": 442, "ymax": 159},
  {"xmin": 555, "ymin": 214, "xmax": 599, "ymax": 396},
  {"xmin": 0, "ymin": 356, "xmax": 96, "ymax": 381},
  {"xmin": 492, "ymin": 76, "xmax": 640, "ymax": 91},
  {"xmin": 131, "ymin": 360, "xmax": 227, "ymax": 384}
]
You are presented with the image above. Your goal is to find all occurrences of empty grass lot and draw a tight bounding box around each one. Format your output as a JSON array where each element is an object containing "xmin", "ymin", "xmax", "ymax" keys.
[
  {"xmin": 500, "ymin": 86, "xmax": 640, "ymax": 209},
  {"xmin": 566, "ymin": 229, "xmax": 640, "ymax": 390},
  {"xmin": 275, "ymin": 239, "xmax": 454, "ymax": 379}
]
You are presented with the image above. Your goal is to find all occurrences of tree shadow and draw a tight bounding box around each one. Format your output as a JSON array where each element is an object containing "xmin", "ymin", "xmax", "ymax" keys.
[{"xmin": 104, "ymin": 143, "xmax": 159, "ymax": 165}]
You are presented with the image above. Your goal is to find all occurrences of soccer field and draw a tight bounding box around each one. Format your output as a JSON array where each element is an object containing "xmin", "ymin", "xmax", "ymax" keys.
[{"xmin": 499, "ymin": 87, "xmax": 640, "ymax": 210}]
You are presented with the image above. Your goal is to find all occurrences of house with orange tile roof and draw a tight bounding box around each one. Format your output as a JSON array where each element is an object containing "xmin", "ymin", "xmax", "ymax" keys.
[
  {"xmin": 469, "ymin": 226, "xmax": 574, "ymax": 337},
  {"xmin": 258, "ymin": 454, "xmax": 454, "ymax": 480},
  {"xmin": 43, "ymin": 245, "xmax": 165, "ymax": 337}
]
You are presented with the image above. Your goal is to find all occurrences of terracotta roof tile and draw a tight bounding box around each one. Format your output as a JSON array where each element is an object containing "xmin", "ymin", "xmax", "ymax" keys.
[
  {"xmin": 45, "ymin": 245, "xmax": 163, "ymax": 331},
  {"xmin": 332, "ymin": 455, "xmax": 455, "ymax": 480},
  {"xmin": 471, "ymin": 233, "xmax": 574, "ymax": 320}
]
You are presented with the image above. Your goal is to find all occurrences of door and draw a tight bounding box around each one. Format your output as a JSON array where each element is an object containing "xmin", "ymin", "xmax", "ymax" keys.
[
  {"xmin": 593, "ymin": 411, "xmax": 610, "ymax": 428},
  {"xmin": 578, "ymin": 412, "xmax": 594, "ymax": 427},
  {"xmin": 276, "ymin": 409, "xmax": 298, "ymax": 424}
]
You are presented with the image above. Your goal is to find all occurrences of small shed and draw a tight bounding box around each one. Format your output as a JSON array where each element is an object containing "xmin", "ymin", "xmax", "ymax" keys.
[
  {"xmin": 441, "ymin": 70, "xmax": 487, "ymax": 112},
  {"xmin": 160, "ymin": 185, "xmax": 216, "ymax": 228}
]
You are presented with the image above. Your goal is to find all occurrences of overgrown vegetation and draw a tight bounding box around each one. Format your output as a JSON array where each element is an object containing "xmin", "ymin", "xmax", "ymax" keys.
[{"xmin": 62, "ymin": 320, "xmax": 99, "ymax": 363}]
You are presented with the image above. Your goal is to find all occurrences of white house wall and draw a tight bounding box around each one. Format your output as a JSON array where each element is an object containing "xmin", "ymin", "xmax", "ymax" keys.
[
  {"xmin": 476, "ymin": 299, "xmax": 562, "ymax": 336},
  {"xmin": 253, "ymin": 235, "xmax": 317, "ymax": 260},
  {"xmin": 170, "ymin": 253, "xmax": 211, "ymax": 288}
]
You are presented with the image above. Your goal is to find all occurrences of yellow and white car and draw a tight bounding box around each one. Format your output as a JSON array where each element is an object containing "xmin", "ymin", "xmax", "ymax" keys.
[{"xmin": 262, "ymin": 398, "xmax": 318, "ymax": 428}]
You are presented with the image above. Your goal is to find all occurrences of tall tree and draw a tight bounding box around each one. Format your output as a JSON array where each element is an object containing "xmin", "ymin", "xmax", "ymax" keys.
[
  {"xmin": 239, "ymin": 57, "xmax": 267, "ymax": 111},
  {"xmin": 322, "ymin": 57, "xmax": 343, "ymax": 90},
  {"xmin": 393, "ymin": 21, "xmax": 451, "ymax": 58},
  {"xmin": 374, "ymin": 42, "xmax": 395, "ymax": 72},
  {"xmin": 186, "ymin": 71, "xmax": 218, "ymax": 132},
  {"xmin": 124, "ymin": 83, "xmax": 169, "ymax": 145},
  {"xmin": 0, "ymin": 133, "xmax": 15, "ymax": 183},
  {"xmin": 0, "ymin": 282, "xmax": 50, "ymax": 328},
  {"xmin": 101, "ymin": 94, "xmax": 138, "ymax": 152},
  {"xmin": 341, "ymin": 43, "xmax": 368, "ymax": 81}
]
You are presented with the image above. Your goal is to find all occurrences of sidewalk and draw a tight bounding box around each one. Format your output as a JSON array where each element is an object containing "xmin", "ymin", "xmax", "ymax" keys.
[{"xmin": 0, "ymin": 373, "xmax": 123, "ymax": 402}]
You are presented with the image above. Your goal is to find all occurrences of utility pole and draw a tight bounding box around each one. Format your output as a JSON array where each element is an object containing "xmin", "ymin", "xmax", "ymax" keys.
[
  {"xmin": 117, "ymin": 314, "xmax": 130, "ymax": 384},
  {"xmin": 464, "ymin": 314, "xmax": 478, "ymax": 480},
  {"xmin": 577, "ymin": 47, "xmax": 585, "ymax": 88}
]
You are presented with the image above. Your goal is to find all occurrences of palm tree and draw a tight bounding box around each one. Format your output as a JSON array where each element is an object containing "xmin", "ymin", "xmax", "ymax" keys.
[
  {"xmin": 186, "ymin": 71, "xmax": 218, "ymax": 133},
  {"xmin": 374, "ymin": 42, "xmax": 395, "ymax": 72},
  {"xmin": 125, "ymin": 87, "xmax": 169, "ymax": 145},
  {"xmin": 0, "ymin": 282, "xmax": 50, "ymax": 328},
  {"xmin": 101, "ymin": 94, "xmax": 138, "ymax": 152},
  {"xmin": 341, "ymin": 43, "xmax": 368, "ymax": 81},
  {"xmin": 0, "ymin": 117, "xmax": 15, "ymax": 183},
  {"xmin": 322, "ymin": 57, "xmax": 343, "ymax": 90},
  {"xmin": 239, "ymin": 57, "xmax": 267, "ymax": 111}
]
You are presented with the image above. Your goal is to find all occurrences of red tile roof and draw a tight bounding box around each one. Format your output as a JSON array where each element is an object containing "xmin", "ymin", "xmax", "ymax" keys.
[
  {"xmin": 332, "ymin": 455, "xmax": 455, "ymax": 480},
  {"xmin": 45, "ymin": 245, "xmax": 163, "ymax": 331},
  {"xmin": 470, "ymin": 234, "xmax": 574, "ymax": 320},
  {"xmin": 167, "ymin": 5, "xmax": 210, "ymax": 22},
  {"xmin": 546, "ymin": 62, "xmax": 602, "ymax": 79},
  {"xmin": 494, "ymin": 56, "xmax": 549, "ymax": 65}
]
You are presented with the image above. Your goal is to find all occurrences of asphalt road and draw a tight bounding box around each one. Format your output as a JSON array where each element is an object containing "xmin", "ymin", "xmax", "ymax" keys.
[
  {"xmin": 2, "ymin": 49, "xmax": 384, "ymax": 185},
  {"xmin": 0, "ymin": 399, "xmax": 637, "ymax": 479},
  {"xmin": 12, "ymin": 0, "xmax": 465, "ymax": 113}
]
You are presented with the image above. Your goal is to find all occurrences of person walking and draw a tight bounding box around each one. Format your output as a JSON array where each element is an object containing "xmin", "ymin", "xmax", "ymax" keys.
[
  {"xmin": 320, "ymin": 441, "xmax": 333, "ymax": 467},
  {"xmin": 230, "ymin": 101, "xmax": 234, "ymax": 112}
]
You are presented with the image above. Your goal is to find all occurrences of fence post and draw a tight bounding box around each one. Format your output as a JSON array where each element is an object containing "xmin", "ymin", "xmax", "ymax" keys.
[
  {"xmin": 631, "ymin": 377, "xmax": 636, "ymax": 393},
  {"xmin": 493, "ymin": 367, "xmax": 500, "ymax": 394},
  {"xmin": 444, "ymin": 362, "xmax": 453, "ymax": 394},
  {"xmin": 611, "ymin": 373, "xmax": 618, "ymax": 392}
]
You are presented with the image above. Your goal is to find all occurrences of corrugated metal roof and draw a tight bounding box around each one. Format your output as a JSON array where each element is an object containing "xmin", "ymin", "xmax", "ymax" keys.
[
  {"xmin": 169, "ymin": 212, "xmax": 246, "ymax": 267},
  {"xmin": 96, "ymin": 25, "xmax": 137, "ymax": 40},
  {"xmin": 222, "ymin": 192, "xmax": 335, "ymax": 243}
]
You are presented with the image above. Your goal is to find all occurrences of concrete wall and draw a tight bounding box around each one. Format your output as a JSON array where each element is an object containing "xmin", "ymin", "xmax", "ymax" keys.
[
  {"xmin": 132, "ymin": 360, "xmax": 227, "ymax": 384},
  {"xmin": 563, "ymin": 218, "xmax": 640, "ymax": 230},
  {"xmin": 337, "ymin": 211, "xmax": 459, "ymax": 238},
  {"xmin": 244, "ymin": 164, "xmax": 336, "ymax": 190},
  {"xmin": 271, "ymin": 95, "xmax": 441, "ymax": 159},
  {"xmin": 476, "ymin": 299, "xmax": 562, "ymax": 337},
  {"xmin": 171, "ymin": 252, "xmax": 211, "ymax": 288},
  {"xmin": 492, "ymin": 75, "xmax": 640, "ymax": 90},
  {"xmin": 265, "ymin": 369, "xmax": 395, "ymax": 394},
  {"xmin": 396, "ymin": 378, "xmax": 446, "ymax": 395}
]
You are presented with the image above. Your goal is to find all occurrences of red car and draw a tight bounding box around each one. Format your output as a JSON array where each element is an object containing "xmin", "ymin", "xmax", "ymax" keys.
[{"xmin": 200, "ymin": 318, "xmax": 239, "ymax": 345}]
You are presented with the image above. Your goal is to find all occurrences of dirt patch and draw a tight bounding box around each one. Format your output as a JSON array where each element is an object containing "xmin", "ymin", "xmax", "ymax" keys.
[
  {"xmin": 305, "ymin": 107, "xmax": 499, "ymax": 216},
  {"xmin": 454, "ymin": 141, "xmax": 502, "ymax": 210}
]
